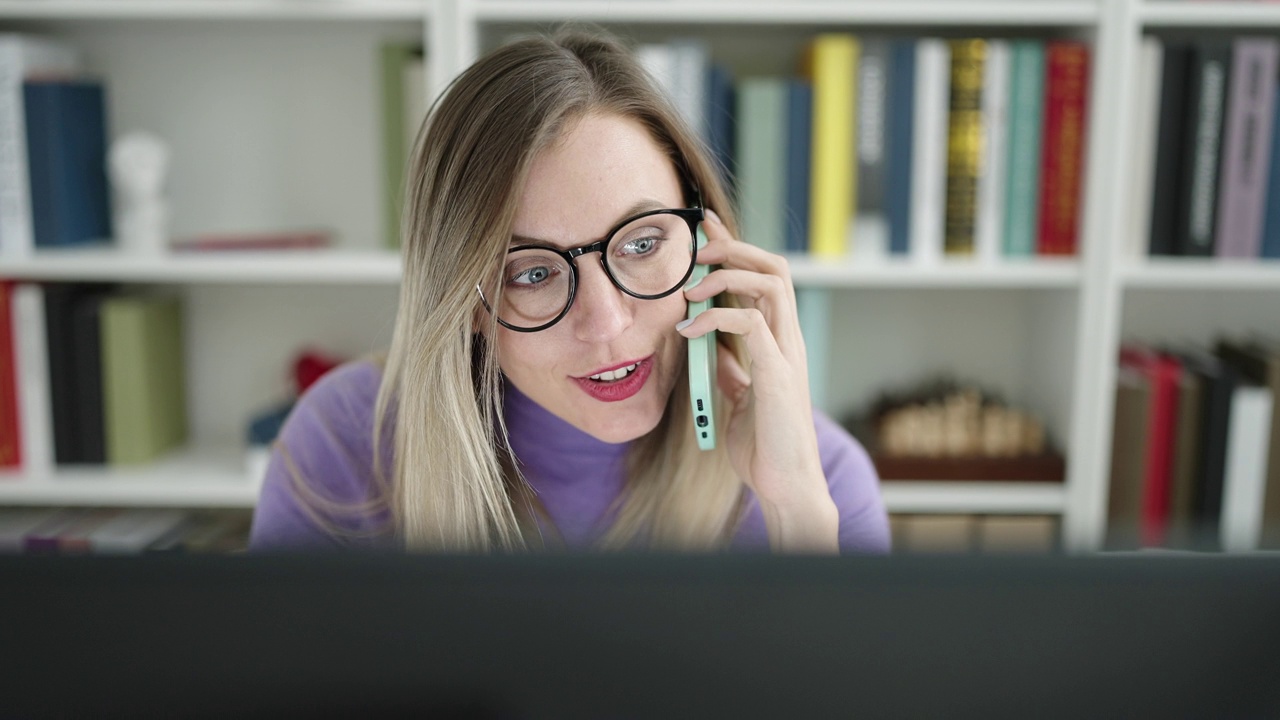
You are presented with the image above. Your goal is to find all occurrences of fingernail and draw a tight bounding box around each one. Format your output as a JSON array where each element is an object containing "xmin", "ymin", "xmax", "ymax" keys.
[
  {"xmin": 706, "ymin": 208, "xmax": 722, "ymax": 225},
  {"xmin": 675, "ymin": 318, "xmax": 694, "ymax": 332}
]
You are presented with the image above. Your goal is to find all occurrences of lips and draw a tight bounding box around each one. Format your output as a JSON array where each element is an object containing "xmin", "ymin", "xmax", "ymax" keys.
[{"xmin": 572, "ymin": 356, "xmax": 653, "ymax": 402}]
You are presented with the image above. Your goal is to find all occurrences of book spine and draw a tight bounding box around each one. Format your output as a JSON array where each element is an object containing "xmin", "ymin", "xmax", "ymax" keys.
[
  {"xmin": 705, "ymin": 63, "xmax": 736, "ymax": 191},
  {"xmin": 1149, "ymin": 43, "xmax": 1192, "ymax": 256},
  {"xmin": 43, "ymin": 284, "xmax": 80, "ymax": 464},
  {"xmin": 1221, "ymin": 385, "xmax": 1273, "ymax": 552},
  {"xmin": 910, "ymin": 39, "xmax": 951, "ymax": 265},
  {"xmin": 736, "ymin": 78, "xmax": 786, "ymax": 253},
  {"xmin": 0, "ymin": 282, "xmax": 19, "ymax": 468},
  {"xmin": 945, "ymin": 39, "xmax": 985, "ymax": 257},
  {"xmin": 784, "ymin": 80, "xmax": 813, "ymax": 255},
  {"xmin": 1263, "ymin": 83, "xmax": 1280, "ymax": 260},
  {"xmin": 672, "ymin": 39, "xmax": 709, "ymax": 141},
  {"xmin": 1177, "ymin": 42, "xmax": 1231, "ymax": 257},
  {"xmin": 855, "ymin": 37, "xmax": 889, "ymax": 257},
  {"xmin": 1107, "ymin": 369, "xmax": 1150, "ymax": 549},
  {"xmin": 11, "ymin": 283, "xmax": 52, "ymax": 475},
  {"xmin": 885, "ymin": 39, "xmax": 917, "ymax": 257},
  {"xmin": 975, "ymin": 40, "xmax": 1010, "ymax": 264},
  {"xmin": 1214, "ymin": 38, "xmax": 1279, "ymax": 259},
  {"xmin": 1197, "ymin": 361, "xmax": 1238, "ymax": 545},
  {"xmin": 1036, "ymin": 41, "xmax": 1089, "ymax": 256},
  {"xmin": 0, "ymin": 38, "xmax": 78, "ymax": 256},
  {"xmin": 1263, "ymin": 353, "xmax": 1280, "ymax": 549},
  {"xmin": 71, "ymin": 292, "xmax": 106, "ymax": 464},
  {"xmin": 381, "ymin": 42, "xmax": 413, "ymax": 251},
  {"xmin": 806, "ymin": 34, "xmax": 858, "ymax": 258},
  {"xmin": 1003, "ymin": 40, "xmax": 1044, "ymax": 258},
  {"xmin": 1130, "ymin": 37, "xmax": 1164, "ymax": 260},
  {"xmin": 1141, "ymin": 355, "xmax": 1181, "ymax": 548}
]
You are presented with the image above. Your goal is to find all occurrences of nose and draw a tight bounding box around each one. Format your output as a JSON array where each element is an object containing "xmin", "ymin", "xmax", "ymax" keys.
[{"xmin": 569, "ymin": 256, "xmax": 632, "ymax": 343}]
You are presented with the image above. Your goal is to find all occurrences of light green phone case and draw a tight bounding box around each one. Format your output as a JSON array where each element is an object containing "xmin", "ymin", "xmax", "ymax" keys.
[{"xmin": 687, "ymin": 227, "xmax": 716, "ymax": 451}]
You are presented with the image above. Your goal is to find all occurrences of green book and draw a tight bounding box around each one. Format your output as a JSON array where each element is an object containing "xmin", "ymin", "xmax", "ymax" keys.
[
  {"xmin": 735, "ymin": 78, "xmax": 787, "ymax": 253},
  {"xmin": 100, "ymin": 295, "xmax": 187, "ymax": 465},
  {"xmin": 381, "ymin": 42, "xmax": 426, "ymax": 250},
  {"xmin": 1003, "ymin": 40, "xmax": 1045, "ymax": 258}
]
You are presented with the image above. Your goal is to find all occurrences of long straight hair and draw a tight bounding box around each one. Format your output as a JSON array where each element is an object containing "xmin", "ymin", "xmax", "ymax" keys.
[{"xmin": 373, "ymin": 29, "xmax": 749, "ymax": 551}]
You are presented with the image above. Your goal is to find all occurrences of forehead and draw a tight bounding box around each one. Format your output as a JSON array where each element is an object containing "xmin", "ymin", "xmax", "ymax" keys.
[{"xmin": 513, "ymin": 113, "xmax": 683, "ymax": 244}]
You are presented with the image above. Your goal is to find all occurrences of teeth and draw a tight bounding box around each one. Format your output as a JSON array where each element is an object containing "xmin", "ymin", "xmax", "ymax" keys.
[{"xmin": 590, "ymin": 363, "xmax": 638, "ymax": 382}]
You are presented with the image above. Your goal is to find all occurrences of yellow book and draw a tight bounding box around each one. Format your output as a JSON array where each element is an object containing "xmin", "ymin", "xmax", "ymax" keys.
[
  {"xmin": 803, "ymin": 34, "xmax": 858, "ymax": 258},
  {"xmin": 945, "ymin": 39, "xmax": 986, "ymax": 256}
]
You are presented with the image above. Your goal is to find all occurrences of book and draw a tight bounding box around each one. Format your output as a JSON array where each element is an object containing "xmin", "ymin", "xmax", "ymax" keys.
[
  {"xmin": 1036, "ymin": 41, "xmax": 1089, "ymax": 256},
  {"xmin": 1220, "ymin": 383, "xmax": 1272, "ymax": 552},
  {"xmin": 1216, "ymin": 339, "xmax": 1280, "ymax": 549},
  {"xmin": 976, "ymin": 515, "xmax": 1058, "ymax": 554},
  {"xmin": 54, "ymin": 509, "xmax": 121, "ymax": 554},
  {"xmin": 43, "ymin": 284, "xmax": 105, "ymax": 465},
  {"xmin": 854, "ymin": 37, "xmax": 889, "ymax": 259},
  {"xmin": 0, "ymin": 282, "xmax": 18, "ymax": 469},
  {"xmin": 380, "ymin": 42, "xmax": 425, "ymax": 250},
  {"xmin": 910, "ymin": 39, "xmax": 951, "ymax": 265},
  {"xmin": 1167, "ymin": 363, "xmax": 1204, "ymax": 548},
  {"xmin": 1262, "ymin": 81, "xmax": 1280, "ymax": 260},
  {"xmin": 1214, "ymin": 38, "xmax": 1280, "ymax": 259},
  {"xmin": 885, "ymin": 39, "xmax": 917, "ymax": 257},
  {"xmin": 71, "ymin": 291, "xmax": 107, "ymax": 464},
  {"xmin": 735, "ymin": 78, "xmax": 786, "ymax": 253},
  {"xmin": 1177, "ymin": 41, "xmax": 1232, "ymax": 257},
  {"xmin": 0, "ymin": 34, "xmax": 79, "ymax": 256},
  {"xmin": 1148, "ymin": 41, "xmax": 1192, "ymax": 257},
  {"xmin": 1003, "ymin": 40, "xmax": 1045, "ymax": 258},
  {"xmin": 783, "ymin": 79, "xmax": 813, "ymax": 255},
  {"xmin": 1107, "ymin": 366, "xmax": 1150, "ymax": 549},
  {"xmin": 1131, "ymin": 37, "xmax": 1164, "ymax": 260},
  {"xmin": 23, "ymin": 79, "xmax": 112, "ymax": 249},
  {"xmin": 87, "ymin": 509, "xmax": 188, "ymax": 554},
  {"xmin": 804, "ymin": 34, "xmax": 858, "ymax": 258},
  {"xmin": 1119, "ymin": 347, "xmax": 1182, "ymax": 547},
  {"xmin": 705, "ymin": 62, "xmax": 736, "ymax": 190},
  {"xmin": 670, "ymin": 39, "xmax": 709, "ymax": 142},
  {"xmin": 0, "ymin": 508, "xmax": 61, "ymax": 552},
  {"xmin": 1176, "ymin": 347, "xmax": 1238, "ymax": 548},
  {"xmin": 100, "ymin": 293, "xmax": 188, "ymax": 465},
  {"xmin": 944, "ymin": 39, "xmax": 985, "ymax": 257},
  {"xmin": 974, "ymin": 39, "xmax": 1010, "ymax": 264},
  {"xmin": 11, "ymin": 283, "xmax": 54, "ymax": 476},
  {"xmin": 893, "ymin": 514, "xmax": 976, "ymax": 554}
]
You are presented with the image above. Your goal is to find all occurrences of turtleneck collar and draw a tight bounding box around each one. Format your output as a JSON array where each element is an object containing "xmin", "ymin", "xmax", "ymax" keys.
[{"xmin": 501, "ymin": 375, "xmax": 631, "ymax": 488}]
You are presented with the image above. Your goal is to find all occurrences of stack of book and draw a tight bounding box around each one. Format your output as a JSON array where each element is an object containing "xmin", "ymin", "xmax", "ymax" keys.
[
  {"xmin": 1135, "ymin": 36, "xmax": 1280, "ymax": 260},
  {"xmin": 1108, "ymin": 340, "xmax": 1280, "ymax": 551},
  {"xmin": 891, "ymin": 513, "xmax": 1059, "ymax": 554},
  {"xmin": 0, "ymin": 281, "xmax": 188, "ymax": 474},
  {"xmin": 640, "ymin": 35, "xmax": 1090, "ymax": 263},
  {"xmin": 0, "ymin": 508, "xmax": 251, "ymax": 554}
]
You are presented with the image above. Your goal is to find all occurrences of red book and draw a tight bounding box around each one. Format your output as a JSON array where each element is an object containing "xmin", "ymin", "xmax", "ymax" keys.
[
  {"xmin": 0, "ymin": 282, "xmax": 21, "ymax": 470},
  {"xmin": 1037, "ymin": 41, "xmax": 1090, "ymax": 256},
  {"xmin": 1120, "ymin": 347, "xmax": 1181, "ymax": 547}
]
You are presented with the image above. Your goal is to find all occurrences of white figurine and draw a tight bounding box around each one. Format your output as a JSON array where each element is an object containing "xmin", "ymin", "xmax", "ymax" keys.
[{"xmin": 108, "ymin": 132, "xmax": 170, "ymax": 253}]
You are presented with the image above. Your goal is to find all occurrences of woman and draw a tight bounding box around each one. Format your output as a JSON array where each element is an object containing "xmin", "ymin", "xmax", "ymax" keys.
[{"xmin": 249, "ymin": 30, "xmax": 889, "ymax": 553}]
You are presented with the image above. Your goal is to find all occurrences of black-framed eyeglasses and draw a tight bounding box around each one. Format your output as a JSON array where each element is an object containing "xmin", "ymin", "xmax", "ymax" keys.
[{"xmin": 476, "ymin": 205, "xmax": 704, "ymax": 333}]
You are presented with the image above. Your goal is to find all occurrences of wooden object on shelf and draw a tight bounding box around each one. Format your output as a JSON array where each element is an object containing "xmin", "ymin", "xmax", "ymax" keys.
[{"xmin": 871, "ymin": 451, "xmax": 1066, "ymax": 483}]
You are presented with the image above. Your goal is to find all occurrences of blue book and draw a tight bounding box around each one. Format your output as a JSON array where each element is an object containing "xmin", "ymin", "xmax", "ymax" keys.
[
  {"xmin": 1262, "ymin": 82, "xmax": 1280, "ymax": 259},
  {"xmin": 886, "ymin": 39, "xmax": 917, "ymax": 257},
  {"xmin": 784, "ymin": 80, "xmax": 812, "ymax": 255},
  {"xmin": 705, "ymin": 63, "xmax": 736, "ymax": 192},
  {"xmin": 23, "ymin": 80, "xmax": 112, "ymax": 248}
]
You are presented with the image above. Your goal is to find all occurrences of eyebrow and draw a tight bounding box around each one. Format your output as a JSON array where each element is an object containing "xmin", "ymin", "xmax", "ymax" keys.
[{"xmin": 509, "ymin": 199, "xmax": 670, "ymax": 249}]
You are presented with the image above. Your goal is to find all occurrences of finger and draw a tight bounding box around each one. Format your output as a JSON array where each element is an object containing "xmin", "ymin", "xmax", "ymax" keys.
[
  {"xmin": 677, "ymin": 307, "xmax": 790, "ymax": 387},
  {"xmin": 685, "ymin": 267, "xmax": 801, "ymax": 354},
  {"xmin": 697, "ymin": 209, "xmax": 793, "ymax": 281}
]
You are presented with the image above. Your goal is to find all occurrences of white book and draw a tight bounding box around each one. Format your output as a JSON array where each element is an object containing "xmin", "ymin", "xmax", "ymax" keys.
[
  {"xmin": 637, "ymin": 43, "xmax": 678, "ymax": 115},
  {"xmin": 88, "ymin": 509, "xmax": 189, "ymax": 554},
  {"xmin": 1221, "ymin": 385, "xmax": 1274, "ymax": 553},
  {"xmin": 1129, "ymin": 37, "xmax": 1164, "ymax": 261},
  {"xmin": 0, "ymin": 34, "xmax": 80, "ymax": 256},
  {"xmin": 670, "ymin": 38, "xmax": 709, "ymax": 139},
  {"xmin": 910, "ymin": 39, "xmax": 950, "ymax": 266},
  {"xmin": 974, "ymin": 40, "xmax": 1011, "ymax": 265},
  {"xmin": 12, "ymin": 283, "xmax": 53, "ymax": 477}
]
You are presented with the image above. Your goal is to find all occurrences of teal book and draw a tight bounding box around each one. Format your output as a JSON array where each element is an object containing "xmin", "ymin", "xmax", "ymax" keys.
[
  {"xmin": 100, "ymin": 294, "xmax": 187, "ymax": 465},
  {"xmin": 1003, "ymin": 40, "xmax": 1045, "ymax": 258},
  {"xmin": 796, "ymin": 288, "xmax": 830, "ymax": 413},
  {"xmin": 735, "ymin": 78, "xmax": 787, "ymax": 253}
]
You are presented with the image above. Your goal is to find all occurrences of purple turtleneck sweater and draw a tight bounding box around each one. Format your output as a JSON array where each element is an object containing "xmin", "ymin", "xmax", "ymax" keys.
[{"xmin": 249, "ymin": 361, "xmax": 890, "ymax": 553}]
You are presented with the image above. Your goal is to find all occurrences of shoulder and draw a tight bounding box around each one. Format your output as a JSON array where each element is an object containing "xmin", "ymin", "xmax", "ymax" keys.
[
  {"xmin": 812, "ymin": 409, "xmax": 891, "ymax": 554},
  {"xmin": 248, "ymin": 359, "xmax": 394, "ymax": 551}
]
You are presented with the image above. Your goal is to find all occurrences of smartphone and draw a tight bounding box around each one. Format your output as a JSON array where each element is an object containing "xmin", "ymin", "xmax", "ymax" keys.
[{"xmin": 687, "ymin": 227, "xmax": 717, "ymax": 451}]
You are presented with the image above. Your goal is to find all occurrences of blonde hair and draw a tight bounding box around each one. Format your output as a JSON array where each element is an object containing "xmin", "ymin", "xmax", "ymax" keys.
[{"xmin": 356, "ymin": 30, "xmax": 748, "ymax": 552}]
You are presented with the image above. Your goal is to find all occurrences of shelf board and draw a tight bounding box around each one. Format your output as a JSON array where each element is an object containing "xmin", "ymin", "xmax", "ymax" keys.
[
  {"xmin": 1120, "ymin": 259, "xmax": 1280, "ymax": 290},
  {"xmin": 476, "ymin": 0, "xmax": 1099, "ymax": 25},
  {"xmin": 881, "ymin": 481, "xmax": 1068, "ymax": 514},
  {"xmin": 787, "ymin": 256, "xmax": 1082, "ymax": 288},
  {"xmin": 1140, "ymin": 1, "xmax": 1280, "ymax": 27},
  {"xmin": 0, "ymin": 0, "xmax": 428, "ymax": 21},
  {"xmin": 1, "ymin": 248, "xmax": 403, "ymax": 285},
  {"xmin": 0, "ymin": 446, "xmax": 263, "ymax": 508}
]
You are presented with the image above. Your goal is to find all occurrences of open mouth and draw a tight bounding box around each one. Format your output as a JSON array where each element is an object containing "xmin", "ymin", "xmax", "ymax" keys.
[{"xmin": 587, "ymin": 362, "xmax": 640, "ymax": 383}]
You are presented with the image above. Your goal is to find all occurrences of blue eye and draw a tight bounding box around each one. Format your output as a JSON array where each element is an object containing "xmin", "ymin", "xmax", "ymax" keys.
[
  {"xmin": 621, "ymin": 236, "xmax": 663, "ymax": 256},
  {"xmin": 510, "ymin": 265, "xmax": 555, "ymax": 286}
]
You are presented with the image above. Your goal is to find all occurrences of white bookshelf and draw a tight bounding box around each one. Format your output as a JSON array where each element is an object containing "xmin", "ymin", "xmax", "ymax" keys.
[{"xmin": 0, "ymin": 0, "xmax": 1276, "ymax": 551}]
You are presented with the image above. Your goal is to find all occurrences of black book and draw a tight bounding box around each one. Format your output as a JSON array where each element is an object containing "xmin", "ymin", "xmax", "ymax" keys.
[
  {"xmin": 1149, "ymin": 42, "xmax": 1192, "ymax": 256},
  {"xmin": 1170, "ymin": 347, "xmax": 1236, "ymax": 549},
  {"xmin": 1177, "ymin": 41, "xmax": 1233, "ymax": 257},
  {"xmin": 70, "ymin": 292, "xmax": 107, "ymax": 464},
  {"xmin": 42, "ymin": 283, "xmax": 113, "ymax": 465}
]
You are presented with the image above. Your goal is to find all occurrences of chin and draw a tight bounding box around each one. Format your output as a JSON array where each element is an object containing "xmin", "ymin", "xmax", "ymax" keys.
[{"xmin": 574, "ymin": 383, "xmax": 672, "ymax": 444}]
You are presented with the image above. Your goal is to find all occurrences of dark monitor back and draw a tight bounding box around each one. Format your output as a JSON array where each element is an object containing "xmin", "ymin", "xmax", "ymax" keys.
[{"xmin": 2, "ymin": 553, "xmax": 1279, "ymax": 718}]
